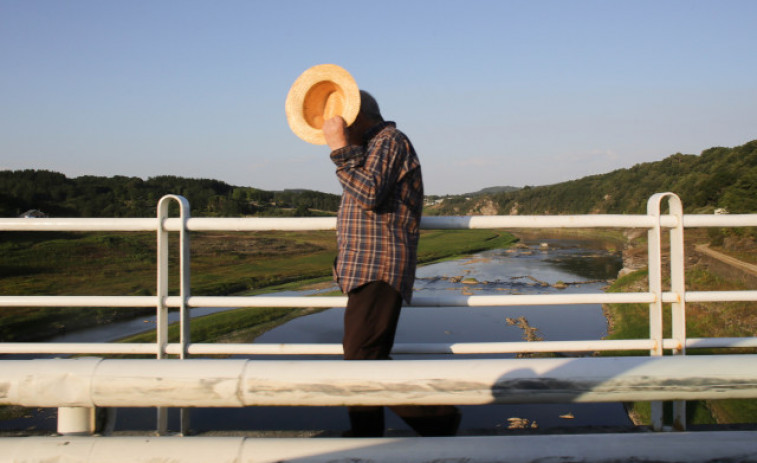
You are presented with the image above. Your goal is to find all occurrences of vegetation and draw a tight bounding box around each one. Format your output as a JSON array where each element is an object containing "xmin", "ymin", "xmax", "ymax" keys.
[
  {"xmin": 118, "ymin": 305, "xmax": 324, "ymax": 347},
  {"xmin": 418, "ymin": 230, "xmax": 517, "ymax": 263},
  {"xmin": 603, "ymin": 233, "xmax": 757, "ymax": 427},
  {"xmin": 0, "ymin": 170, "xmax": 340, "ymax": 218},
  {"xmin": 426, "ymin": 139, "xmax": 757, "ymax": 219},
  {"xmin": 4, "ymin": 139, "xmax": 755, "ymax": 222}
]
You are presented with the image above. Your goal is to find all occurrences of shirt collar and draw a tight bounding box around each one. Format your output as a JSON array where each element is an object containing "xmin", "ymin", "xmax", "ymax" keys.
[{"xmin": 363, "ymin": 121, "xmax": 396, "ymax": 144}]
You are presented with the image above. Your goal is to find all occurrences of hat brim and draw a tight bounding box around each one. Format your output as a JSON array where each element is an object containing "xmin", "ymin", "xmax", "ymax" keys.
[{"xmin": 285, "ymin": 64, "xmax": 360, "ymax": 145}]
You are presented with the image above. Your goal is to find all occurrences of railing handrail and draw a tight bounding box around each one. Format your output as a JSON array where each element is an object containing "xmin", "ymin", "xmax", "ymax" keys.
[
  {"xmin": 1, "ymin": 192, "xmax": 756, "ymax": 436},
  {"xmin": 2, "ymin": 196, "xmax": 756, "ymax": 360},
  {"xmin": 5, "ymin": 356, "xmax": 757, "ymax": 408},
  {"xmin": 3, "ymin": 432, "xmax": 757, "ymax": 463},
  {"xmin": 3, "ymin": 212, "xmax": 757, "ymax": 232},
  {"xmin": 4, "ymin": 290, "xmax": 757, "ymax": 309}
]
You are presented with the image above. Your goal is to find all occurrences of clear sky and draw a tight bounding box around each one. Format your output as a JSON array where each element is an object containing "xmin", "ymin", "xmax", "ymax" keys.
[{"xmin": 2, "ymin": 0, "xmax": 756, "ymax": 195}]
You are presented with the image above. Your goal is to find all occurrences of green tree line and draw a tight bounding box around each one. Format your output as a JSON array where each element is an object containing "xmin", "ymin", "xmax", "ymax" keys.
[
  {"xmin": 0, "ymin": 171, "xmax": 341, "ymax": 218},
  {"xmin": 4, "ymin": 139, "xmax": 755, "ymax": 219},
  {"xmin": 429, "ymin": 139, "xmax": 757, "ymax": 216}
]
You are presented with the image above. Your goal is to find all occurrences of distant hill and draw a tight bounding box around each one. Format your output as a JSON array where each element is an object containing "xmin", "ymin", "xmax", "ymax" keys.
[
  {"xmin": 425, "ymin": 139, "xmax": 757, "ymax": 216},
  {"xmin": 466, "ymin": 186, "xmax": 520, "ymax": 196},
  {"xmin": 0, "ymin": 171, "xmax": 340, "ymax": 218}
]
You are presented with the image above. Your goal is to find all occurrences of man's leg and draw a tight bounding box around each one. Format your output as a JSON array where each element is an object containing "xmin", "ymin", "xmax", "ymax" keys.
[
  {"xmin": 343, "ymin": 281, "xmax": 403, "ymax": 437},
  {"xmin": 343, "ymin": 281, "xmax": 461, "ymax": 437},
  {"xmin": 343, "ymin": 281, "xmax": 402, "ymax": 360}
]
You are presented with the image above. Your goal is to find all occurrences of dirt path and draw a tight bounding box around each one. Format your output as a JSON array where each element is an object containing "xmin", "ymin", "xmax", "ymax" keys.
[{"xmin": 694, "ymin": 244, "xmax": 757, "ymax": 278}]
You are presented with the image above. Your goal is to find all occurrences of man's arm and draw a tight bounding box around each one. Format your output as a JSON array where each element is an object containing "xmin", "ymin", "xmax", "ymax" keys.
[
  {"xmin": 325, "ymin": 117, "xmax": 400, "ymax": 210},
  {"xmin": 323, "ymin": 116, "xmax": 349, "ymax": 151}
]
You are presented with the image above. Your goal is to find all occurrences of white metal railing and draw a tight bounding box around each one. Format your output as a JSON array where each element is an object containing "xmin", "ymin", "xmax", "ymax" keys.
[
  {"xmin": 6, "ymin": 355, "xmax": 757, "ymax": 407},
  {"xmin": 1, "ymin": 193, "xmax": 757, "ymax": 439},
  {"xmin": 3, "ymin": 432, "xmax": 757, "ymax": 463}
]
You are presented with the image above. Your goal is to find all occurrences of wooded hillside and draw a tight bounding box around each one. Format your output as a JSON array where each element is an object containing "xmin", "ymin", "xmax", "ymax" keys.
[
  {"xmin": 427, "ymin": 139, "xmax": 757, "ymax": 216},
  {"xmin": 0, "ymin": 171, "xmax": 340, "ymax": 218}
]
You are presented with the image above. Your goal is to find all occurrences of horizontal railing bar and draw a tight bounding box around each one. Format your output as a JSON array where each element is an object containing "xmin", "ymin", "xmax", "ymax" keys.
[
  {"xmin": 179, "ymin": 343, "xmax": 340, "ymax": 356},
  {"xmin": 685, "ymin": 337, "xmax": 757, "ymax": 349},
  {"xmin": 0, "ymin": 217, "xmax": 160, "ymax": 232},
  {"xmin": 3, "ymin": 214, "xmax": 756, "ymax": 233},
  {"xmin": 166, "ymin": 338, "xmax": 757, "ymax": 355},
  {"xmin": 0, "ymin": 343, "xmax": 158, "ymax": 355},
  {"xmin": 682, "ymin": 214, "xmax": 757, "ymax": 228},
  {"xmin": 419, "ymin": 215, "xmax": 664, "ymax": 229},
  {"xmin": 4, "ymin": 356, "xmax": 757, "ymax": 408},
  {"xmin": 181, "ymin": 339, "xmax": 656, "ymax": 356},
  {"xmin": 414, "ymin": 293, "xmax": 656, "ymax": 306},
  {"xmin": 180, "ymin": 216, "xmax": 337, "ymax": 231},
  {"xmin": 6, "ymin": 336, "xmax": 755, "ymax": 357},
  {"xmin": 1, "ymin": 341, "xmax": 646, "ymax": 357},
  {"xmin": 684, "ymin": 290, "xmax": 757, "ymax": 302},
  {"xmin": 3, "ymin": 432, "xmax": 757, "ymax": 463},
  {"xmin": 184, "ymin": 293, "xmax": 657, "ymax": 308},
  {"xmin": 130, "ymin": 215, "xmax": 679, "ymax": 231},
  {"xmin": 182, "ymin": 295, "xmax": 345, "ymax": 308},
  {"xmin": 0, "ymin": 296, "xmax": 158, "ymax": 307},
  {"xmin": 3, "ymin": 291, "xmax": 756, "ymax": 310},
  {"xmin": 175, "ymin": 214, "xmax": 757, "ymax": 230}
]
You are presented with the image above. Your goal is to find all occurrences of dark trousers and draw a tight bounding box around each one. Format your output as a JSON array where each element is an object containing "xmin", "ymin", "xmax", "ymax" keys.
[{"xmin": 343, "ymin": 281, "xmax": 461, "ymax": 437}]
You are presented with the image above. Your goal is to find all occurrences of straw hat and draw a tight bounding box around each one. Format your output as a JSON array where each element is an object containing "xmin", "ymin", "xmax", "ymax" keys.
[{"xmin": 285, "ymin": 64, "xmax": 361, "ymax": 145}]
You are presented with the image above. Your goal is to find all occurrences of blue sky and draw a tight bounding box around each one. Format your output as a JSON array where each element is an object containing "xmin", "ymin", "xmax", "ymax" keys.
[{"xmin": 2, "ymin": 0, "xmax": 756, "ymax": 195}]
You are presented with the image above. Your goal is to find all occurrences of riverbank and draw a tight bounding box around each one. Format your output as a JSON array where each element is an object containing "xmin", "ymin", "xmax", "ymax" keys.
[
  {"xmin": 510, "ymin": 227, "xmax": 757, "ymax": 427},
  {"xmin": 602, "ymin": 228, "xmax": 757, "ymax": 426}
]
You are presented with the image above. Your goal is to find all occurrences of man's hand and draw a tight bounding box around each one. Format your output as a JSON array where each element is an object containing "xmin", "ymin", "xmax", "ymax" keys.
[{"xmin": 323, "ymin": 116, "xmax": 349, "ymax": 151}]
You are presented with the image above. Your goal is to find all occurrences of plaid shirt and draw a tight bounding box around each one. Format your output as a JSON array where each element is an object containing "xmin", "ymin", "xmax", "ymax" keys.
[{"xmin": 330, "ymin": 121, "xmax": 423, "ymax": 303}]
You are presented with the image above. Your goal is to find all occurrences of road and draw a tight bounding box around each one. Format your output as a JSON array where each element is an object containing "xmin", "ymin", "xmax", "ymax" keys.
[{"xmin": 695, "ymin": 244, "xmax": 757, "ymax": 277}]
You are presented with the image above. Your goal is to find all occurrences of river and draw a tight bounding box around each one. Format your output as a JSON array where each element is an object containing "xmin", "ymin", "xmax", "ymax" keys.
[{"xmin": 1, "ymin": 236, "xmax": 632, "ymax": 435}]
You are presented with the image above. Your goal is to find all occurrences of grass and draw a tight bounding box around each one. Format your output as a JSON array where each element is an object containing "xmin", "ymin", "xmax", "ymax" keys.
[
  {"xmin": 603, "ymin": 263, "xmax": 757, "ymax": 427},
  {"xmin": 603, "ymin": 270, "xmax": 653, "ymax": 343},
  {"xmin": 418, "ymin": 229, "xmax": 518, "ymax": 263},
  {"xmin": 117, "ymin": 306, "xmax": 320, "ymax": 346}
]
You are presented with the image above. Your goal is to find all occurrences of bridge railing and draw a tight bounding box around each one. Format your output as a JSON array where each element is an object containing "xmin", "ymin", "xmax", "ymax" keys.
[{"xmin": 1, "ymin": 192, "xmax": 757, "ymax": 440}]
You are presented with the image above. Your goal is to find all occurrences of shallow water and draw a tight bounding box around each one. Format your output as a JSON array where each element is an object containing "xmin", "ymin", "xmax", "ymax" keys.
[{"xmin": 180, "ymin": 239, "xmax": 629, "ymax": 434}]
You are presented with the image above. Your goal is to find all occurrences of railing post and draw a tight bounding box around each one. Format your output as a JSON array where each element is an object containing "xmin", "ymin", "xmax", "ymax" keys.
[
  {"xmin": 647, "ymin": 192, "xmax": 687, "ymax": 431},
  {"xmin": 647, "ymin": 194, "xmax": 665, "ymax": 431},
  {"xmin": 57, "ymin": 407, "xmax": 94, "ymax": 436},
  {"xmin": 666, "ymin": 194, "xmax": 687, "ymax": 430},
  {"xmin": 156, "ymin": 194, "xmax": 192, "ymax": 435}
]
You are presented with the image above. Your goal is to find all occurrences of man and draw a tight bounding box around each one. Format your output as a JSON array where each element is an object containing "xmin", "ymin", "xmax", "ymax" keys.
[{"xmin": 323, "ymin": 91, "xmax": 461, "ymax": 437}]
